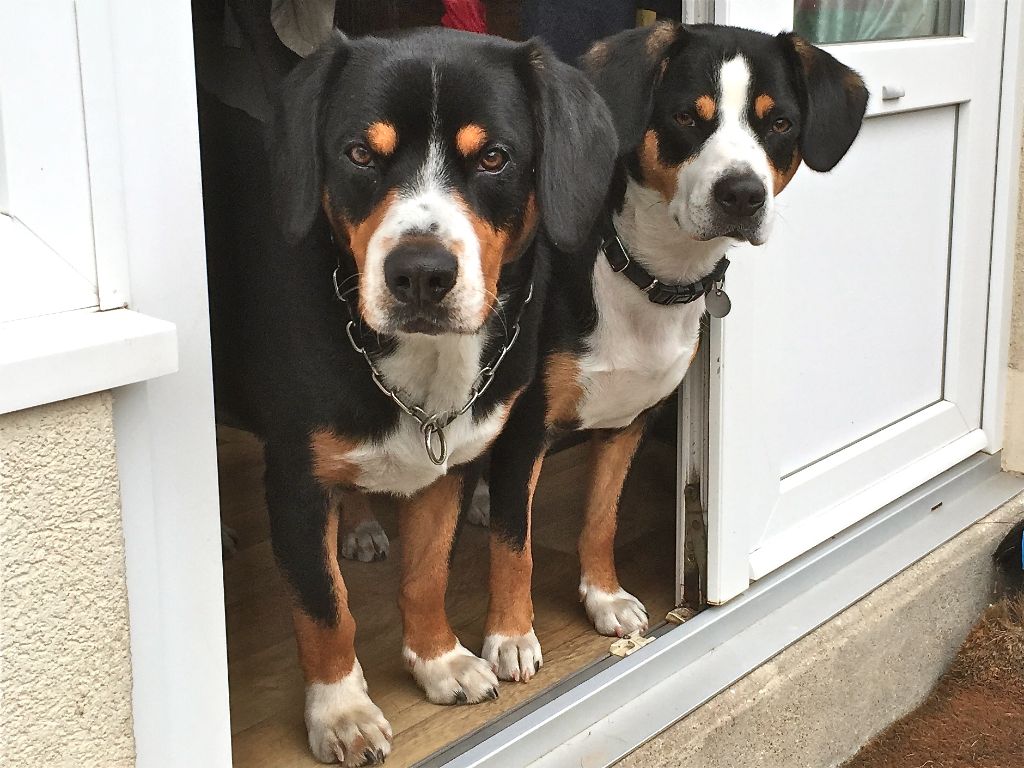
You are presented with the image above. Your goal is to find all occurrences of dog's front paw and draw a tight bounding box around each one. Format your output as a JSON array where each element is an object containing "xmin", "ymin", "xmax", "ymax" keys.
[
  {"xmin": 466, "ymin": 480, "xmax": 490, "ymax": 527},
  {"xmin": 404, "ymin": 642, "xmax": 500, "ymax": 705},
  {"xmin": 340, "ymin": 520, "xmax": 390, "ymax": 562},
  {"xmin": 579, "ymin": 580, "xmax": 649, "ymax": 637},
  {"xmin": 305, "ymin": 663, "xmax": 392, "ymax": 766},
  {"xmin": 482, "ymin": 629, "xmax": 543, "ymax": 682}
]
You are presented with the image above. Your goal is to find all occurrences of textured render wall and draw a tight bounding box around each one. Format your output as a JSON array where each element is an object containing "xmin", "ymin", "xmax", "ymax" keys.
[
  {"xmin": 1003, "ymin": 126, "xmax": 1024, "ymax": 471},
  {"xmin": 0, "ymin": 393, "xmax": 135, "ymax": 766}
]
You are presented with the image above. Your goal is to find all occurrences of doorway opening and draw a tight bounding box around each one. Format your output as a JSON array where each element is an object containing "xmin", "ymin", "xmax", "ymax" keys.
[{"xmin": 195, "ymin": 2, "xmax": 693, "ymax": 765}]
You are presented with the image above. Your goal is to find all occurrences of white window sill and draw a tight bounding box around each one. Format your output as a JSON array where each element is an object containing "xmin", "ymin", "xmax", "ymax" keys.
[{"xmin": 0, "ymin": 308, "xmax": 178, "ymax": 415}]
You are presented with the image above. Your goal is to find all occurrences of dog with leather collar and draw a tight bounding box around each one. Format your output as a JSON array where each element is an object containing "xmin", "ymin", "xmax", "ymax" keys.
[
  {"xmin": 602, "ymin": 220, "xmax": 731, "ymax": 312},
  {"xmin": 466, "ymin": 21, "xmax": 868, "ymax": 679},
  {"xmin": 202, "ymin": 24, "xmax": 617, "ymax": 765}
]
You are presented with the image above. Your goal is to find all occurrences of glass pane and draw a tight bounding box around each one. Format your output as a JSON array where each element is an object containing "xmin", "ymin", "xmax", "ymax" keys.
[{"xmin": 794, "ymin": 0, "xmax": 964, "ymax": 44}]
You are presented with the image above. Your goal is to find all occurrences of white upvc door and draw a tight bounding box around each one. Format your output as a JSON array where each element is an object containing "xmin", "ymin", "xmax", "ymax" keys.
[{"xmin": 707, "ymin": 0, "xmax": 1007, "ymax": 603}]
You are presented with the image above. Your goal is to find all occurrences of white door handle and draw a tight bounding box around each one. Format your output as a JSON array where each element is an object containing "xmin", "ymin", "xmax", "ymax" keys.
[{"xmin": 881, "ymin": 84, "xmax": 906, "ymax": 100}]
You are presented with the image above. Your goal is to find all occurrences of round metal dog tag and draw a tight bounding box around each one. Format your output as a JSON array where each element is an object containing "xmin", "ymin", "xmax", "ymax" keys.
[{"xmin": 705, "ymin": 287, "xmax": 732, "ymax": 318}]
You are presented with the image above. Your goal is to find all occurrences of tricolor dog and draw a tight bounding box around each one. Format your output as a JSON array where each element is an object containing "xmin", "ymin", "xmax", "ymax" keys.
[
  {"xmin": 472, "ymin": 22, "xmax": 869, "ymax": 680},
  {"xmin": 204, "ymin": 27, "xmax": 616, "ymax": 766}
]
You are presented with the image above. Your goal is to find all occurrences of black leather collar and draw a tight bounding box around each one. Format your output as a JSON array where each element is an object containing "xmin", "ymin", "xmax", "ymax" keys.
[{"xmin": 602, "ymin": 224, "xmax": 729, "ymax": 307}]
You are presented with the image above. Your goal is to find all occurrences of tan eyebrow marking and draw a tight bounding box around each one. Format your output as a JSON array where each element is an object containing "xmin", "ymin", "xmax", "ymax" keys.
[
  {"xmin": 456, "ymin": 124, "xmax": 488, "ymax": 158},
  {"xmin": 755, "ymin": 94, "xmax": 775, "ymax": 119},
  {"xmin": 695, "ymin": 95, "xmax": 716, "ymax": 121},
  {"xmin": 366, "ymin": 121, "xmax": 398, "ymax": 156}
]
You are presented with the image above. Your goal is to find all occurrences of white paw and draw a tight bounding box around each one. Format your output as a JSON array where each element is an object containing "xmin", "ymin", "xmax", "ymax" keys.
[
  {"xmin": 579, "ymin": 580, "xmax": 649, "ymax": 637},
  {"xmin": 403, "ymin": 642, "xmax": 500, "ymax": 705},
  {"xmin": 466, "ymin": 480, "xmax": 490, "ymax": 527},
  {"xmin": 305, "ymin": 662, "xmax": 392, "ymax": 766},
  {"xmin": 340, "ymin": 520, "xmax": 389, "ymax": 562},
  {"xmin": 482, "ymin": 629, "xmax": 543, "ymax": 682}
]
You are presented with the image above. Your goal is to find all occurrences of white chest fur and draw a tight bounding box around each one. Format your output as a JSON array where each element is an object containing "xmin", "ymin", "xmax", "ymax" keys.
[
  {"xmin": 575, "ymin": 259, "xmax": 704, "ymax": 430},
  {"xmin": 347, "ymin": 332, "xmax": 506, "ymax": 496},
  {"xmin": 575, "ymin": 180, "xmax": 730, "ymax": 431}
]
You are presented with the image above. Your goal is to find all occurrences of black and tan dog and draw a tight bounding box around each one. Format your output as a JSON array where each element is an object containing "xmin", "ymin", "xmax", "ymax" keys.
[
  {"xmin": 204, "ymin": 26, "xmax": 616, "ymax": 765},
  {"xmin": 471, "ymin": 22, "xmax": 869, "ymax": 681}
]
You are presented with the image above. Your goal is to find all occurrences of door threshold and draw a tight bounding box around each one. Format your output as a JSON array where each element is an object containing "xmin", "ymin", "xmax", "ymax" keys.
[{"xmin": 425, "ymin": 451, "xmax": 1024, "ymax": 768}]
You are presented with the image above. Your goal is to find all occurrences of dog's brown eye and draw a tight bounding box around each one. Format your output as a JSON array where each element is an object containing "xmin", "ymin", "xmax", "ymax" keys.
[
  {"xmin": 675, "ymin": 112, "xmax": 695, "ymax": 128},
  {"xmin": 478, "ymin": 147, "xmax": 509, "ymax": 173},
  {"xmin": 772, "ymin": 117, "xmax": 792, "ymax": 134},
  {"xmin": 347, "ymin": 144, "xmax": 374, "ymax": 167}
]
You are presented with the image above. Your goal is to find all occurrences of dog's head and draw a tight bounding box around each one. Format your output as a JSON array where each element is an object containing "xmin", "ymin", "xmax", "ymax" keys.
[
  {"xmin": 583, "ymin": 23, "xmax": 868, "ymax": 245},
  {"xmin": 274, "ymin": 28, "xmax": 617, "ymax": 336}
]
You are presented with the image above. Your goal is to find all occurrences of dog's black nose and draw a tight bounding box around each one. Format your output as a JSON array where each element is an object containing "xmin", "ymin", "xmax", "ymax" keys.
[
  {"xmin": 713, "ymin": 174, "xmax": 766, "ymax": 219},
  {"xmin": 384, "ymin": 239, "xmax": 458, "ymax": 306}
]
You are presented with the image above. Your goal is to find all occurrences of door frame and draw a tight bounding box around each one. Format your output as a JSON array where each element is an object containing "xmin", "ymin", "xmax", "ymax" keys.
[{"xmin": 101, "ymin": 1, "xmax": 232, "ymax": 766}]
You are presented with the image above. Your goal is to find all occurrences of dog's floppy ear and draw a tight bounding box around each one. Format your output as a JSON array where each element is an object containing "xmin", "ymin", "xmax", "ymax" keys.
[
  {"xmin": 581, "ymin": 21, "xmax": 682, "ymax": 155},
  {"xmin": 778, "ymin": 33, "xmax": 868, "ymax": 172},
  {"xmin": 272, "ymin": 30, "xmax": 349, "ymax": 243},
  {"xmin": 519, "ymin": 39, "xmax": 618, "ymax": 253}
]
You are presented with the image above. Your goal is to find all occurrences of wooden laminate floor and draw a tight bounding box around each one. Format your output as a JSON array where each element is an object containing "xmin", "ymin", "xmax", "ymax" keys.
[{"xmin": 219, "ymin": 427, "xmax": 677, "ymax": 767}]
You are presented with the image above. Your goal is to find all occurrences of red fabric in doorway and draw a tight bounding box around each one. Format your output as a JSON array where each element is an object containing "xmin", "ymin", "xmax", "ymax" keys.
[{"xmin": 441, "ymin": 0, "xmax": 488, "ymax": 33}]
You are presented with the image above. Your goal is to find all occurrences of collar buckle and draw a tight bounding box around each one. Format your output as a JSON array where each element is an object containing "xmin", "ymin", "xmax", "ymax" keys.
[{"xmin": 603, "ymin": 234, "xmax": 631, "ymax": 273}]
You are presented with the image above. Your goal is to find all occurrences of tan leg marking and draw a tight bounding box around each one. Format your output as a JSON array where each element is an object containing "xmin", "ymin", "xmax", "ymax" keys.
[
  {"xmin": 579, "ymin": 419, "xmax": 646, "ymax": 593},
  {"xmin": 339, "ymin": 490, "xmax": 375, "ymax": 529},
  {"xmin": 485, "ymin": 457, "xmax": 544, "ymax": 638},
  {"xmin": 297, "ymin": 512, "xmax": 392, "ymax": 762},
  {"xmin": 399, "ymin": 473, "xmax": 463, "ymax": 660},
  {"xmin": 544, "ymin": 351, "xmax": 584, "ymax": 427},
  {"xmin": 292, "ymin": 507, "xmax": 357, "ymax": 683}
]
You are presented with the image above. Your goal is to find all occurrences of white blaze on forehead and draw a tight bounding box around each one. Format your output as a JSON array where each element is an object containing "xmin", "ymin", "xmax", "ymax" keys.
[
  {"xmin": 416, "ymin": 64, "xmax": 449, "ymax": 193},
  {"xmin": 670, "ymin": 53, "xmax": 776, "ymax": 242},
  {"xmin": 717, "ymin": 55, "xmax": 752, "ymax": 127}
]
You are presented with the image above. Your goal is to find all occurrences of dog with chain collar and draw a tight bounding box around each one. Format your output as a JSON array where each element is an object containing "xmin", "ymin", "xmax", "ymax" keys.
[{"xmin": 203, "ymin": 24, "xmax": 616, "ymax": 766}]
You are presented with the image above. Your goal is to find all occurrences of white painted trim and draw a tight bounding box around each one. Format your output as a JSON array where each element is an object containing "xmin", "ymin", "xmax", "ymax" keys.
[
  {"xmin": 77, "ymin": 0, "xmax": 132, "ymax": 311},
  {"xmin": 749, "ymin": 426, "xmax": 986, "ymax": 578},
  {"xmin": 0, "ymin": 308, "xmax": 177, "ymax": 415},
  {"xmin": 983, "ymin": 1, "xmax": 1024, "ymax": 452},
  {"xmin": 104, "ymin": 2, "xmax": 232, "ymax": 766},
  {"xmin": 0, "ymin": 213, "xmax": 98, "ymax": 323},
  {"xmin": 714, "ymin": 0, "xmax": 793, "ymax": 32},
  {"xmin": 706, "ymin": 316, "xmax": 749, "ymax": 604}
]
